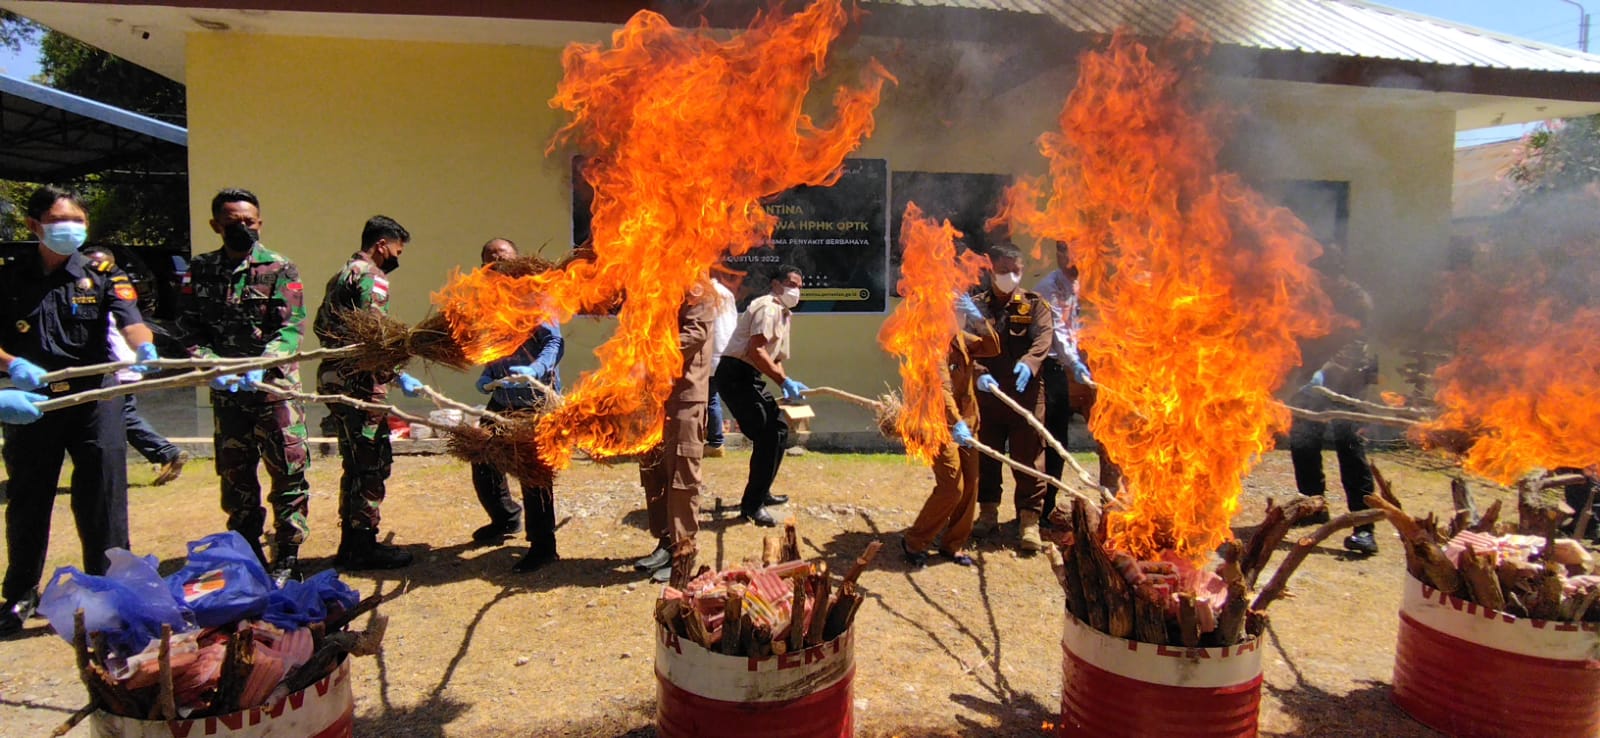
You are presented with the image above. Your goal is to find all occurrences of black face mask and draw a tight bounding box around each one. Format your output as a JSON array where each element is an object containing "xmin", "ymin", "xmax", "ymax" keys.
[
  {"xmin": 222, "ymin": 222, "xmax": 258, "ymax": 253},
  {"xmin": 380, "ymin": 256, "xmax": 400, "ymax": 274}
]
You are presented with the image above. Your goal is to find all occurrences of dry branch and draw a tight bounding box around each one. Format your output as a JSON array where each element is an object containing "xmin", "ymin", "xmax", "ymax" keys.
[
  {"xmin": 1251, "ymin": 509, "xmax": 1386, "ymax": 611},
  {"xmin": 33, "ymin": 347, "xmax": 361, "ymax": 413},
  {"xmin": 1288, "ymin": 405, "xmax": 1419, "ymax": 428},
  {"xmin": 980, "ymin": 387, "xmax": 1099, "ymax": 488}
]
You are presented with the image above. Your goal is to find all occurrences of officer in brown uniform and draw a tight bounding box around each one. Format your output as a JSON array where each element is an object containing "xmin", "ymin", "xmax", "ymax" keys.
[
  {"xmin": 902, "ymin": 292, "xmax": 1000, "ymax": 568},
  {"xmin": 972, "ymin": 243, "xmax": 1054, "ymax": 552},
  {"xmin": 635, "ymin": 283, "xmax": 716, "ymax": 585}
]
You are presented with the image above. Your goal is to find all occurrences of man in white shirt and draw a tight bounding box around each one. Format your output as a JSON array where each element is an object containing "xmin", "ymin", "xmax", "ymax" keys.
[
  {"xmin": 705, "ymin": 268, "xmax": 739, "ymax": 457},
  {"xmin": 713, "ymin": 264, "xmax": 807, "ymax": 527},
  {"xmin": 1034, "ymin": 241, "xmax": 1119, "ymax": 517}
]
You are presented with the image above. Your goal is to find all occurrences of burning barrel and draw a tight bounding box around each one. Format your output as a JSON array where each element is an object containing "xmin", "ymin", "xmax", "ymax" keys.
[
  {"xmin": 1392, "ymin": 576, "xmax": 1600, "ymax": 738},
  {"xmin": 1059, "ymin": 612, "xmax": 1263, "ymax": 738},
  {"xmin": 654, "ymin": 625, "xmax": 855, "ymax": 738}
]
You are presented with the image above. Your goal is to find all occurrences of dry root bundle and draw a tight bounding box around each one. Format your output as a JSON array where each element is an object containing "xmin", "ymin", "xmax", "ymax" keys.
[
  {"xmin": 323, "ymin": 309, "xmax": 473, "ymax": 374},
  {"xmin": 487, "ymin": 254, "xmax": 558, "ymax": 279},
  {"xmin": 873, "ymin": 391, "xmax": 903, "ymax": 439},
  {"xmin": 1366, "ymin": 468, "xmax": 1599, "ymax": 624},
  {"xmin": 441, "ymin": 411, "xmax": 555, "ymax": 488}
]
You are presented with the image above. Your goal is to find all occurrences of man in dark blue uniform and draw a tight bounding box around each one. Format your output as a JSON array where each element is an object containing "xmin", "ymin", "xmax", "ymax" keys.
[
  {"xmin": 469, "ymin": 238, "xmax": 565, "ymax": 573},
  {"xmin": 0, "ymin": 186, "xmax": 159, "ymax": 637}
]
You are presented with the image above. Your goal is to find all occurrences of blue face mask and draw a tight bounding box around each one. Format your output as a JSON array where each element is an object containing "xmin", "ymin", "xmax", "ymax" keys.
[{"xmin": 40, "ymin": 222, "xmax": 88, "ymax": 255}]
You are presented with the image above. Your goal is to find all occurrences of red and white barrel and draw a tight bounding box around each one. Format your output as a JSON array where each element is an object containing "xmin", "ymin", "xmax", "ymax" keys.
[
  {"xmin": 1392, "ymin": 576, "xmax": 1600, "ymax": 738},
  {"xmin": 1059, "ymin": 613, "xmax": 1264, "ymax": 738},
  {"xmin": 654, "ymin": 625, "xmax": 855, "ymax": 738},
  {"xmin": 89, "ymin": 658, "xmax": 353, "ymax": 738}
]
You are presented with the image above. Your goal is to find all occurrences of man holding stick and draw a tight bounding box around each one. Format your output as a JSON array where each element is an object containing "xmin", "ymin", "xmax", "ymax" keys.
[
  {"xmin": 470, "ymin": 238, "xmax": 565, "ymax": 572},
  {"xmin": 714, "ymin": 264, "xmax": 807, "ymax": 528},
  {"xmin": 636, "ymin": 282, "xmax": 717, "ymax": 583},
  {"xmin": 179, "ymin": 189, "xmax": 313, "ymax": 582},
  {"xmin": 1036, "ymin": 240, "xmax": 1120, "ymax": 512},
  {"xmin": 902, "ymin": 292, "xmax": 999, "ymax": 568},
  {"xmin": 972, "ymin": 243, "xmax": 1054, "ymax": 552},
  {"xmin": 1, "ymin": 185, "xmax": 159, "ymax": 637},
  {"xmin": 314, "ymin": 215, "xmax": 425, "ymax": 570}
]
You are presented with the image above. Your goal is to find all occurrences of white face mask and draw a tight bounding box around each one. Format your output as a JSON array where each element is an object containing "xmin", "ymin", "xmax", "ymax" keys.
[
  {"xmin": 777, "ymin": 286, "xmax": 801, "ymax": 309},
  {"xmin": 992, "ymin": 271, "xmax": 1022, "ymax": 294}
]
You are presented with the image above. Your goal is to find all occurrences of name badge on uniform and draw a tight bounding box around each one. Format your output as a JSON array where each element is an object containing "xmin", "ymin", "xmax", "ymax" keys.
[
  {"xmin": 49, "ymin": 381, "xmax": 70, "ymax": 394},
  {"xmin": 76, "ymin": 277, "xmax": 93, "ymax": 292}
]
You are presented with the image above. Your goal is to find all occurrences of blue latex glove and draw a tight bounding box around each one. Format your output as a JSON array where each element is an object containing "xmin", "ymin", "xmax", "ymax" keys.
[
  {"xmin": 1013, "ymin": 361, "xmax": 1034, "ymax": 393},
  {"xmin": 1069, "ymin": 357, "xmax": 1093, "ymax": 385},
  {"xmin": 954, "ymin": 293, "xmax": 983, "ymax": 323},
  {"xmin": 976, "ymin": 374, "xmax": 999, "ymax": 393},
  {"xmin": 131, "ymin": 342, "xmax": 160, "ymax": 373},
  {"xmin": 1310, "ymin": 370, "xmax": 1326, "ymax": 387},
  {"xmin": 0, "ymin": 390, "xmax": 46, "ymax": 425},
  {"xmin": 509, "ymin": 362, "xmax": 547, "ymax": 379},
  {"xmin": 951, "ymin": 420, "xmax": 974, "ymax": 448},
  {"xmin": 397, "ymin": 372, "xmax": 424, "ymax": 398},
  {"xmin": 475, "ymin": 374, "xmax": 495, "ymax": 394},
  {"xmin": 210, "ymin": 373, "xmax": 243, "ymax": 392},
  {"xmin": 780, "ymin": 378, "xmax": 809, "ymax": 402},
  {"xmin": 240, "ymin": 369, "xmax": 267, "ymax": 391},
  {"xmin": 7, "ymin": 357, "xmax": 46, "ymax": 392}
]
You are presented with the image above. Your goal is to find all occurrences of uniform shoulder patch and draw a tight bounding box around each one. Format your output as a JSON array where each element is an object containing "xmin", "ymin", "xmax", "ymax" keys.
[
  {"xmin": 95, "ymin": 260, "xmax": 115, "ymax": 273},
  {"xmin": 114, "ymin": 283, "xmax": 138, "ymax": 301}
]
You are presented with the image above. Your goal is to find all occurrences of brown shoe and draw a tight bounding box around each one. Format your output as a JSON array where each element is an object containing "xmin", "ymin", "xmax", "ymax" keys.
[
  {"xmin": 153, "ymin": 451, "xmax": 190, "ymax": 486},
  {"xmin": 704, "ymin": 446, "xmax": 725, "ymax": 458}
]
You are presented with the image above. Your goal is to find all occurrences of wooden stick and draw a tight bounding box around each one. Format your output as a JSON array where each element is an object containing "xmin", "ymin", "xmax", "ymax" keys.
[
  {"xmin": 481, "ymin": 374, "xmax": 563, "ymax": 404},
  {"xmin": 1132, "ymin": 592, "xmax": 1168, "ymax": 645},
  {"xmin": 1450, "ymin": 478, "xmax": 1477, "ymax": 536},
  {"xmin": 1241, "ymin": 496, "xmax": 1327, "ymax": 589},
  {"xmin": 782, "ymin": 518, "xmax": 800, "ymax": 562},
  {"xmin": 971, "ymin": 439, "xmax": 1104, "ymax": 515},
  {"xmin": 1287, "ymin": 405, "xmax": 1419, "ymax": 428},
  {"xmin": 1364, "ymin": 493, "xmax": 1463, "ymax": 594},
  {"xmin": 1215, "ymin": 560, "xmax": 1249, "ymax": 646},
  {"xmin": 1177, "ymin": 592, "xmax": 1201, "ymax": 648},
  {"xmin": 721, "ymin": 586, "xmax": 745, "ymax": 656},
  {"xmin": 1251, "ymin": 509, "xmax": 1386, "ymax": 611},
  {"xmin": 840, "ymin": 540, "xmax": 882, "ymax": 587},
  {"xmin": 802, "ymin": 386, "xmax": 883, "ymax": 411},
  {"xmin": 787, "ymin": 575, "xmax": 808, "ymax": 652},
  {"xmin": 980, "ymin": 387, "xmax": 1099, "ymax": 488},
  {"xmin": 1471, "ymin": 498, "xmax": 1503, "ymax": 534},
  {"xmin": 1371, "ymin": 462, "xmax": 1404, "ymax": 511},
  {"xmin": 823, "ymin": 585, "xmax": 864, "ymax": 641},
  {"xmin": 1309, "ymin": 385, "xmax": 1430, "ymax": 419},
  {"xmin": 416, "ymin": 384, "xmax": 510, "ymax": 422},
  {"xmin": 36, "ymin": 345, "xmax": 361, "ymax": 383},
  {"xmin": 255, "ymin": 385, "xmax": 436, "ymax": 429},
  {"xmin": 1070, "ymin": 501, "xmax": 1111, "ymax": 634},
  {"xmin": 762, "ymin": 537, "xmax": 783, "ymax": 567},
  {"xmin": 1459, "ymin": 546, "xmax": 1506, "ymax": 613},
  {"xmin": 156, "ymin": 624, "xmax": 176, "ymax": 721},
  {"xmin": 51, "ymin": 703, "xmax": 97, "ymax": 737},
  {"xmin": 804, "ymin": 573, "xmax": 831, "ymax": 648},
  {"xmin": 1573, "ymin": 477, "xmax": 1598, "ymax": 541}
]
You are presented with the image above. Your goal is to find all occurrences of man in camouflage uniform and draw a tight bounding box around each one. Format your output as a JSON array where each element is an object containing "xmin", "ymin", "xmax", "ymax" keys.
[
  {"xmin": 179, "ymin": 189, "xmax": 311, "ymax": 582},
  {"xmin": 313, "ymin": 215, "xmax": 423, "ymax": 570}
]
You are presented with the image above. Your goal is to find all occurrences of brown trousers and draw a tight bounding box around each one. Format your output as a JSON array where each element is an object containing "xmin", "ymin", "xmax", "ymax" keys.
[
  {"xmin": 976, "ymin": 391, "xmax": 1047, "ymax": 516},
  {"xmin": 641, "ymin": 405, "xmax": 703, "ymax": 550},
  {"xmin": 905, "ymin": 441, "xmax": 981, "ymax": 553}
]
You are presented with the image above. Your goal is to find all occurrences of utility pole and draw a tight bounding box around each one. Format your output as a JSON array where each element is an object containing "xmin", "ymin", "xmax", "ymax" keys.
[{"xmin": 1560, "ymin": 0, "xmax": 1591, "ymax": 51}]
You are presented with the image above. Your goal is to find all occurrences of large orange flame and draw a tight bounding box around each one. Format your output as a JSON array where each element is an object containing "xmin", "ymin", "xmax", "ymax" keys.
[
  {"xmin": 1000, "ymin": 31, "xmax": 1333, "ymax": 561},
  {"xmin": 433, "ymin": 1, "xmax": 890, "ymax": 467},
  {"xmin": 879, "ymin": 202, "xmax": 990, "ymax": 463},
  {"xmin": 1417, "ymin": 204, "xmax": 1600, "ymax": 482}
]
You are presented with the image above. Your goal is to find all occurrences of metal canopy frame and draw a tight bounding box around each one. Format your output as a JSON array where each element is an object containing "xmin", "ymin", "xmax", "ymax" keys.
[{"xmin": 0, "ymin": 73, "xmax": 187, "ymax": 183}]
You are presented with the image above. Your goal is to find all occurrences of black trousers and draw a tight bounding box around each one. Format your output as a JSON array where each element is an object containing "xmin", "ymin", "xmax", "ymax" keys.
[
  {"xmin": 1041, "ymin": 358, "xmax": 1121, "ymax": 514},
  {"xmin": 471, "ymin": 401, "xmax": 557, "ymax": 554},
  {"xmin": 3, "ymin": 395, "xmax": 128, "ymax": 601},
  {"xmin": 1288, "ymin": 415, "xmax": 1374, "ymax": 532},
  {"xmin": 713, "ymin": 358, "xmax": 789, "ymax": 512},
  {"xmin": 123, "ymin": 394, "xmax": 179, "ymax": 465}
]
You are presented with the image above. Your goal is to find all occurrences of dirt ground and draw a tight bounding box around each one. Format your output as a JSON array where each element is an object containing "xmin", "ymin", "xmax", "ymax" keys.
[{"xmin": 0, "ymin": 447, "xmax": 1486, "ymax": 737}]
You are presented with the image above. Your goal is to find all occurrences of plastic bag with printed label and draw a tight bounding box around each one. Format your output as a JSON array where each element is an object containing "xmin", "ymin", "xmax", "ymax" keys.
[
  {"xmin": 164, "ymin": 531, "xmax": 273, "ymax": 628},
  {"xmin": 263, "ymin": 570, "xmax": 360, "ymax": 629},
  {"xmin": 38, "ymin": 549, "xmax": 193, "ymax": 655}
]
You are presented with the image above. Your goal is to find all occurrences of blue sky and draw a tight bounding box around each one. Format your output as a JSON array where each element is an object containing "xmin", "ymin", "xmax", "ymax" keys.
[{"xmin": 1, "ymin": 1, "xmax": 1590, "ymax": 141}]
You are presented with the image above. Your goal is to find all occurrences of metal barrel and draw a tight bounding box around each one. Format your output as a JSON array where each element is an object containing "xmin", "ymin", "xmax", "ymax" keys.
[
  {"xmin": 1392, "ymin": 576, "xmax": 1600, "ymax": 738},
  {"xmin": 1059, "ymin": 613, "xmax": 1264, "ymax": 738},
  {"xmin": 654, "ymin": 625, "xmax": 854, "ymax": 738},
  {"xmin": 89, "ymin": 658, "xmax": 354, "ymax": 738}
]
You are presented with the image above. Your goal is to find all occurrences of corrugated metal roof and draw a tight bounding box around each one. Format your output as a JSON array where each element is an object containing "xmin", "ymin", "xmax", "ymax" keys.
[{"xmin": 873, "ymin": 0, "xmax": 1600, "ymax": 74}]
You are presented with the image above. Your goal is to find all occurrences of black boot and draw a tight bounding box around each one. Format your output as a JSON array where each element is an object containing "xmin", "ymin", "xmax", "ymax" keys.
[
  {"xmin": 271, "ymin": 543, "xmax": 303, "ymax": 586},
  {"xmin": 512, "ymin": 547, "xmax": 559, "ymax": 573},
  {"xmin": 336, "ymin": 528, "xmax": 413, "ymax": 570}
]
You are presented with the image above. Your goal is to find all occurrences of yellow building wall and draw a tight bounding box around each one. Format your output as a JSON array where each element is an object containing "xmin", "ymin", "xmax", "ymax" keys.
[{"xmin": 185, "ymin": 33, "xmax": 1450, "ymax": 436}]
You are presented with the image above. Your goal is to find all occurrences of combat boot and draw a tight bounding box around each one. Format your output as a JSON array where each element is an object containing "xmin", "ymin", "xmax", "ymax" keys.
[
  {"xmin": 336, "ymin": 528, "xmax": 413, "ymax": 570},
  {"xmin": 1018, "ymin": 511, "xmax": 1043, "ymax": 553},
  {"xmin": 271, "ymin": 543, "xmax": 303, "ymax": 586},
  {"xmin": 972, "ymin": 503, "xmax": 1001, "ymax": 537}
]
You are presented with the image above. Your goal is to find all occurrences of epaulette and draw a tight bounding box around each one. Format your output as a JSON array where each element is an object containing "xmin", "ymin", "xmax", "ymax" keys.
[{"xmin": 94, "ymin": 259, "xmax": 115, "ymax": 273}]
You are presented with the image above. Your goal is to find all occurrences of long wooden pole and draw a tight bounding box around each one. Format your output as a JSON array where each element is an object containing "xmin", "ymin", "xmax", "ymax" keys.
[
  {"xmin": 1287, "ymin": 405, "xmax": 1419, "ymax": 428},
  {"xmin": 35, "ymin": 345, "xmax": 360, "ymax": 383},
  {"xmin": 980, "ymin": 387, "xmax": 1101, "ymax": 488},
  {"xmin": 31, "ymin": 347, "xmax": 364, "ymax": 413},
  {"xmin": 971, "ymin": 438, "xmax": 1103, "ymax": 515}
]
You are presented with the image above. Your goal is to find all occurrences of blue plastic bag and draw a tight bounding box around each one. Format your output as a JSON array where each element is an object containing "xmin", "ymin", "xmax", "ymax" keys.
[
  {"xmin": 165, "ymin": 532, "xmax": 273, "ymax": 628},
  {"xmin": 38, "ymin": 549, "xmax": 192, "ymax": 656},
  {"xmin": 262, "ymin": 570, "xmax": 360, "ymax": 630}
]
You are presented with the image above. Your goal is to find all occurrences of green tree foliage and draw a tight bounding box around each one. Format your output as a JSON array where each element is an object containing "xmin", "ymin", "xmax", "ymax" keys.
[{"xmin": 1505, "ymin": 115, "xmax": 1600, "ymax": 201}]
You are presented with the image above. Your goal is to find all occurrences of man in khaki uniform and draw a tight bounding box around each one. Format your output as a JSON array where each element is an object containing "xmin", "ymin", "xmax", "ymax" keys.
[
  {"xmin": 903, "ymin": 293, "xmax": 999, "ymax": 567},
  {"xmin": 973, "ymin": 243, "xmax": 1055, "ymax": 552},
  {"xmin": 635, "ymin": 283, "xmax": 717, "ymax": 584}
]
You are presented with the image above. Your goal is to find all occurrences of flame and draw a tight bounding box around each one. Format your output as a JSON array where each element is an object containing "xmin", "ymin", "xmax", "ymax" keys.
[
  {"xmin": 1417, "ymin": 229, "xmax": 1600, "ymax": 483},
  {"xmin": 432, "ymin": 1, "xmax": 890, "ymax": 467},
  {"xmin": 878, "ymin": 202, "xmax": 990, "ymax": 462},
  {"xmin": 1380, "ymin": 391, "xmax": 1408, "ymax": 408},
  {"xmin": 999, "ymin": 30, "xmax": 1333, "ymax": 561}
]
